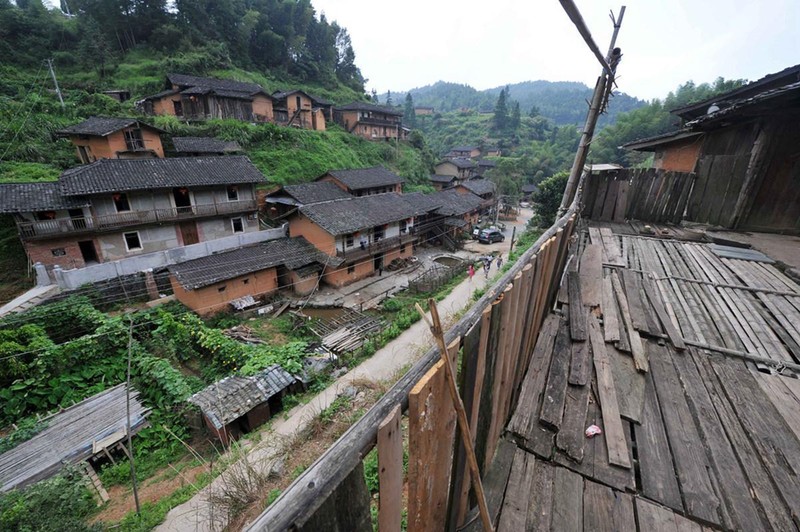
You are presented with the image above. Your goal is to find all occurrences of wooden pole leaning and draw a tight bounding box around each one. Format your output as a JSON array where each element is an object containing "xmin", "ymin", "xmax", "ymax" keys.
[{"xmin": 415, "ymin": 299, "xmax": 495, "ymax": 532}]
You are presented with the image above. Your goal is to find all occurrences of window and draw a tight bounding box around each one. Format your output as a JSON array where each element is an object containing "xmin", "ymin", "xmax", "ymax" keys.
[
  {"xmin": 399, "ymin": 220, "xmax": 407, "ymax": 234},
  {"xmin": 242, "ymin": 279, "xmax": 249, "ymax": 285},
  {"xmin": 173, "ymin": 100, "xmax": 183, "ymax": 116},
  {"xmin": 124, "ymin": 128, "xmax": 145, "ymax": 151},
  {"xmin": 373, "ymin": 225, "xmax": 385, "ymax": 241},
  {"xmin": 347, "ymin": 264, "xmax": 355, "ymax": 274},
  {"xmin": 123, "ymin": 231, "xmax": 142, "ymax": 251},
  {"xmin": 77, "ymin": 146, "xmax": 90, "ymax": 164},
  {"xmin": 345, "ymin": 233, "xmax": 354, "ymax": 248},
  {"xmin": 400, "ymin": 244, "xmax": 406, "ymax": 254},
  {"xmin": 217, "ymin": 285, "xmax": 226, "ymax": 293},
  {"xmin": 227, "ymin": 185, "xmax": 239, "ymax": 202},
  {"xmin": 231, "ymin": 218, "xmax": 244, "ymax": 233},
  {"xmin": 113, "ymin": 193, "xmax": 131, "ymax": 212},
  {"xmin": 51, "ymin": 248, "xmax": 66, "ymax": 257}
]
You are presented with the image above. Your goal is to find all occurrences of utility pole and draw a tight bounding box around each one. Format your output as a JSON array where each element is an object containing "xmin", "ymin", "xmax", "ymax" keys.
[
  {"xmin": 557, "ymin": 5, "xmax": 626, "ymax": 215},
  {"xmin": 125, "ymin": 318, "xmax": 141, "ymax": 515},
  {"xmin": 46, "ymin": 59, "xmax": 65, "ymax": 110}
]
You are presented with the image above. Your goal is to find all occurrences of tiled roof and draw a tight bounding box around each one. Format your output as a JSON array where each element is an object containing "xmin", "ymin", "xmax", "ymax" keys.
[
  {"xmin": 403, "ymin": 191, "xmax": 444, "ymax": 213},
  {"xmin": 172, "ymin": 137, "xmax": 242, "ymax": 154},
  {"xmin": 431, "ymin": 189, "xmax": 483, "ymax": 217},
  {"xmin": 272, "ymin": 89, "xmax": 328, "ymax": 106},
  {"xmin": 169, "ymin": 237, "xmax": 332, "ymax": 290},
  {"xmin": 56, "ymin": 116, "xmax": 162, "ymax": 137},
  {"xmin": 281, "ymin": 182, "xmax": 352, "ymax": 205},
  {"xmin": 429, "ymin": 174, "xmax": 458, "ymax": 184},
  {"xmin": 460, "ymin": 179, "xmax": 496, "ymax": 196},
  {"xmin": 324, "ymin": 166, "xmax": 405, "ymax": 191},
  {"xmin": 440, "ymin": 158, "xmax": 477, "ymax": 169},
  {"xmin": 167, "ymin": 73, "xmax": 264, "ymax": 95},
  {"xmin": 141, "ymin": 88, "xmax": 180, "ymax": 101},
  {"xmin": 522, "ymin": 184, "xmax": 539, "ymax": 193},
  {"xmin": 188, "ymin": 365, "xmax": 297, "ymax": 429},
  {"xmin": 336, "ymin": 102, "xmax": 403, "ymax": 116},
  {"xmin": 58, "ymin": 156, "xmax": 267, "ymax": 195},
  {"xmin": 299, "ymin": 193, "xmax": 425, "ymax": 235},
  {"xmin": 0, "ymin": 182, "xmax": 89, "ymax": 213},
  {"xmin": 450, "ymin": 145, "xmax": 479, "ymax": 152},
  {"xmin": 477, "ymin": 159, "xmax": 497, "ymax": 167}
]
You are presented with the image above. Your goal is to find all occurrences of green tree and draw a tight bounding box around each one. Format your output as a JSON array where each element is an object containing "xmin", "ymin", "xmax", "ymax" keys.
[
  {"xmin": 493, "ymin": 87, "xmax": 508, "ymax": 131},
  {"xmin": 510, "ymin": 101, "xmax": 521, "ymax": 130},
  {"xmin": 403, "ymin": 93, "xmax": 417, "ymax": 128},
  {"xmin": 386, "ymin": 90, "xmax": 393, "ymax": 106},
  {"xmin": 529, "ymin": 104, "xmax": 540, "ymax": 118}
]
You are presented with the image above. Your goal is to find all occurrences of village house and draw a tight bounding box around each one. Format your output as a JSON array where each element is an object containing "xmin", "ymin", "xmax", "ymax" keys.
[
  {"xmin": 412, "ymin": 189, "xmax": 483, "ymax": 250},
  {"xmin": 484, "ymin": 146, "xmax": 502, "ymax": 157},
  {"xmin": 446, "ymin": 145, "xmax": 481, "ymax": 158},
  {"xmin": 457, "ymin": 178, "xmax": 497, "ymax": 213},
  {"xmin": 333, "ymin": 102, "xmax": 406, "ymax": 141},
  {"xmin": 428, "ymin": 174, "xmax": 462, "ymax": 191},
  {"xmin": 264, "ymin": 181, "xmax": 353, "ymax": 220},
  {"xmin": 171, "ymin": 137, "xmax": 243, "ymax": 157},
  {"xmin": 623, "ymin": 63, "xmax": 800, "ymax": 232},
  {"xmin": 0, "ymin": 156, "xmax": 266, "ymax": 273},
  {"xmin": 288, "ymin": 193, "xmax": 424, "ymax": 286},
  {"xmin": 414, "ymin": 106, "xmax": 434, "ymax": 116},
  {"xmin": 271, "ymin": 89, "xmax": 329, "ymax": 131},
  {"xmin": 435, "ymin": 157, "xmax": 478, "ymax": 180},
  {"xmin": 476, "ymin": 158, "xmax": 497, "ymax": 174},
  {"xmin": 318, "ymin": 166, "xmax": 404, "ymax": 196},
  {"xmin": 188, "ymin": 365, "xmax": 301, "ymax": 445},
  {"xmin": 521, "ymin": 183, "xmax": 539, "ymax": 202},
  {"xmin": 168, "ymin": 236, "xmax": 331, "ymax": 315},
  {"xmin": 56, "ymin": 116, "xmax": 165, "ymax": 163},
  {"xmin": 139, "ymin": 73, "xmax": 275, "ymax": 122}
]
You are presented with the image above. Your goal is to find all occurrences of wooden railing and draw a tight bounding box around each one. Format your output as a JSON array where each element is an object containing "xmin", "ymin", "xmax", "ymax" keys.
[
  {"xmin": 336, "ymin": 234, "xmax": 415, "ymax": 261},
  {"xmin": 17, "ymin": 199, "xmax": 257, "ymax": 239},
  {"xmin": 245, "ymin": 182, "xmax": 583, "ymax": 531}
]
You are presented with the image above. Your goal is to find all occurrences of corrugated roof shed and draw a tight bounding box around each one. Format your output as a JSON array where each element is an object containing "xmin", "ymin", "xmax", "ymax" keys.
[
  {"xmin": 58, "ymin": 156, "xmax": 267, "ymax": 195},
  {"xmin": 0, "ymin": 182, "xmax": 89, "ymax": 213},
  {"xmin": 187, "ymin": 365, "xmax": 297, "ymax": 429},
  {"xmin": 172, "ymin": 137, "xmax": 243, "ymax": 154},
  {"xmin": 0, "ymin": 384, "xmax": 149, "ymax": 492},
  {"xmin": 169, "ymin": 236, "xmax": 334, "ymax": 290},
  {"xmin": 324, "ymin": 166, "xmax": 405, "ymax": 191}
]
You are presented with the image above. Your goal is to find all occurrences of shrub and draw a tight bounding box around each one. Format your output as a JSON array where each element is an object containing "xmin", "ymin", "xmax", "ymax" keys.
[{"xmin": 531, "ymin": 171, "xmax": 569, "ymax": 228}]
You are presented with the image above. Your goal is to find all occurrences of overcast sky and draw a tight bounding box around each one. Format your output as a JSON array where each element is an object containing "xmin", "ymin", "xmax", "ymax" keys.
[{"xmin": 311, "ymin": 0, "xmax": 800, "ymax": 101}]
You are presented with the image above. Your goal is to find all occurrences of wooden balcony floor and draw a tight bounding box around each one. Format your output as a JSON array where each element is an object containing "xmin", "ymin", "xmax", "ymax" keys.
[{"xmin": 468, "ymin": 223, "xmax": 800, "ymax": 531}]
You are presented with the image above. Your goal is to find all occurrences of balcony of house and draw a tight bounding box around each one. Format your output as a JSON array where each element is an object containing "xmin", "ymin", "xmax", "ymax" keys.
[
  {"xmin": 17, "ymin": 199, "xmax": 258, "ymax": 240},
  {"xmin": 357, "ymin": 116, "xmax": 401, "ymax": 128},
  {"xmin": 336, "ymin": 233, "xmax": 415, "ymax": 262}
]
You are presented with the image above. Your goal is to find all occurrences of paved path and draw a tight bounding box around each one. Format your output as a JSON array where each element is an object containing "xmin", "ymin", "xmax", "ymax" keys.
[{"xmin": 157, "ymin": 211, "xmax": 532, "ymax": 530}]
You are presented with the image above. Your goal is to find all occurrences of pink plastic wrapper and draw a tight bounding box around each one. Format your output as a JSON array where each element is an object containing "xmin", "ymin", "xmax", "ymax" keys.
[{"xmin": 585, "ymin": 424, "xmax": 603, "ymax": 438}]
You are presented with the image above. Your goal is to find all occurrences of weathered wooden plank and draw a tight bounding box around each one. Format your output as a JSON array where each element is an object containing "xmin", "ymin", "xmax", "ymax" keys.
[
  {"xmin": 614, "ymin": 180, "xmax": 630, "ymax": 223},
  {"xmin": 407, "ymin": 350, "xmax": 458, "ymax": 532},
  {"xmin": 611, "ymin": 270, "xmax": 648, "ymax": 372},
  {"xmin": 568, "ymin": 271, "xmax": 588, "ymax": 341},
  {"xmin": 608, "ymin": 342, "xmax": 645, "ymax": 424},
  {"xmin": 476, "ymin": 298, "xmax": 504, "ymax": 472},
  {"xmin": 540, "ymin": 318, "xmax": 572, "ymax": 429},
  {"xmin": 600, "ymin": 178, "xmax": 620, "ymax": 222},
  {"xmin": 602, "ymin": 274, "xmax": 621, "ymax": 342},
  {"xmin": 377, "ymin": 406, "xmax": 402, "ymax": 532},
  {"xmin": 692, "ymin": 352, "xmax": 796, "ymax": 532},
  {"xmin": 462, "ymin": 439, "xmax": 517, "ymax": 532},
  {"xmin": 582, "ymin": 479, "xmax": 635, "ymax": 532},
  {"xmin": 589, "ymin": 315, "xmax": 631, "ymax": 468},
  {"xmin": 599, "ymin": 227, "xmax": 625, "ymax": 266},
  {"xmin": 752, "ymin": 371, "xmax": 800, "ymax": 452},
  {"xmin": 496, "ymin": 448, "xmax": 535, "ymax": 532},
  {"xmin": 642, "ymin": 273, "xmax": 686, "ymax": 350},
  {"xmin": 298, "ymin": 461, "xmax": 372, "ymax": 532},
  {"xmin": 555, "ymin": 382, "xmax": 591, "ymax": 462},
  {"xmin": 621, "ymin": 269, "xmax": 649, "ymax": 332},
  {"xmin": 636, "ymin": 497, "xmax": 678, "ymax": 531},
  {"xmin": 568, "ymin": 327, "xmax": 591, "ymax": 386},
  {"xmin": 550, "ymin": 465, "xmax": 583, "ymax": 531},
  {"xmin": 634, "ymin": 371, "xmax": 683, "ymax": 512},
  {"xmin": 525, "ymin": 457, "xmax": 555, "ymax": 531},
  {"xmin": 648, "ymin": 343, "xmax": 722, "ymax": 525},
  {"xmin": 580, "ymin": 244, "xmax": 604, "ymax": 307}
]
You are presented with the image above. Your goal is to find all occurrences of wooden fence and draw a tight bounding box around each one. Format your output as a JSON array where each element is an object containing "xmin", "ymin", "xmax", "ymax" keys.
[
  {"xmin": 582, "ymin": 168, "xmax": 695, "ymax": 224},
  {"xmin": 245, "ymin": 191, "xmax": 582, "ymax": 531}
]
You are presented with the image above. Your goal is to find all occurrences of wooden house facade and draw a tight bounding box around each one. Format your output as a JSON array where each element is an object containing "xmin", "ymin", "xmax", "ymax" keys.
[
  {"xmin": 271, "ymin": 90, "xmax": 328, "ymax": 131},
  {"xmin": 333, "ymin": 102, "xmax": 406, "ymax": 141},
  {"xmin": 56, "ymin": 117, "xmax": 165, "ymax": 163}
]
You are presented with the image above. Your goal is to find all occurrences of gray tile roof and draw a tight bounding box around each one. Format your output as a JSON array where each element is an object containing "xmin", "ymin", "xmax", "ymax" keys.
[
  {"xmin": 0, "ymin": 182, "xmax": 89, "ymax": 213},
  {"xmin": 187, "ymin": 365, "xmax": 297, "ymax": 430},
  {"xmin": 460, "ymin": 179, "xmax": 497, "ymax": 196},
  {"xmin": 167, "ymin": 73, "xmax": 264, "ymax": 95},
  {"xmin": 450, "ymin": 145, "xmax": 479, "ymax": 152},
  {"xmin": 429, "ymin": 174, "xmax": 458, "ymax": 184},
  {"xmin": 477, "ymin": 159, "xmax": 497, "ymax": 167},
  {"xmin": 272, "ymin": 89, "xmax": 327, "ymax": 106},
  {"xmin": 324, "ymin": 166, "xmax": 404, "ymax": 191},
  {"xmin": 440, "ymin": 158, "xmax": 477, "ymax": 169},
  {"xmin": 169, "ymin": 237, "xmax": 333, "ymax": 290},
  {"xmin": 336, "ymin": 102, "xmax": 403, "ymax": 116},
  {"xmin": 172, "ymin": 137, "xmax": 243, "ymax": 154},
  {"xmin": 299, "ymin": 193, "xmax": 426, "ymax": 235},
  {"xmin": 281, "ymin": 182, "xmax": 353, "ymax": 205},
  {"xmin": 58, "ymin": 156, "xmax": 267, "ymax": 196},
  {"xmin": 56, "ymin": 116, "xmax": 162, "ymax": 137},
  {"xmin": 431, "ymin": 189, "xmax": 483, "ymax": 217},
  {"xmin": 522, "ymin": 184, "xmax": 539, "ymax": 194}
]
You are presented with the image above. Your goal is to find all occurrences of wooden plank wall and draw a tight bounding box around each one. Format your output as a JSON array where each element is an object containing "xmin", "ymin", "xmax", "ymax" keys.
[{"xmin": 583, "ymin": 168, "xmax": 695, "ymax": 224}]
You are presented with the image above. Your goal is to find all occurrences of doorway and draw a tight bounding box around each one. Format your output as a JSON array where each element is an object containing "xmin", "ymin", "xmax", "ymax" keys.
[
  {"xmin": 78, "ymin": 240, "xmax": 99, "ymax": 264},
  {"xmin": 179, "ymin": 221, "xmax": 199, "ymax": 245},
  {"xmin": 373, "ymin": 253, "xmax": 384, "ymax": 273},
  {"xmin": 173, "ymin": 188, "xmax": 193, "ymax": 214}
]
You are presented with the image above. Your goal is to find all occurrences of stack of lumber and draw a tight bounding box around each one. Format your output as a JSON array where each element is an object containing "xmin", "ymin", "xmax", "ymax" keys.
[{"xmin": 305, "ymin": 308, "xmax": 384, "ymax": 354}]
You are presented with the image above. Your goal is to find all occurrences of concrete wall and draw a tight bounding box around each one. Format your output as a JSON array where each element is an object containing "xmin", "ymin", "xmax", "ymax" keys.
[
  {"xmin": 51, "ymin": 225, "xmax": 287, "ymax": 290},
  {"xmin": 170, "ymin": 266, "xmax": 279, "ymax": 315}
]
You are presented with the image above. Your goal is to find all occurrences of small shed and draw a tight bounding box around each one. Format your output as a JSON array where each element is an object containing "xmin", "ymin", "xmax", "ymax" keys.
[{"xmin": 187, "ymin": 365, "xmax": 300, "ymax": 445}]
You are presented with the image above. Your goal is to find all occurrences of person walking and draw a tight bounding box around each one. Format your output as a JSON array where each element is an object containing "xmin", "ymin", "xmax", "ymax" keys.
[
  {"xmin": 496, "ymin": 255, "xmax": 503, "ymax": 269},
  {"xmin": 483, "ymin": 259, "xmax": 490, "ymax": 279},
  {"xmin": 468, "ymin": 263, "xmax": 475, "ymax": 282}
]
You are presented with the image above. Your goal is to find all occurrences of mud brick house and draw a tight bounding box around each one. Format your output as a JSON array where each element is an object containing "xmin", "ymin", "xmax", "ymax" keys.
[
  {"xmin": 271, "ymin": 90, "xmax": 329, "ymax": 131},
  {"xmin": 169, "ymin": 236, "xmax": 331, "ymax": 315},
  {"xmin": 333, "ymin": 102, "xmax": 406, "ymax": 141},
  {"xmin": 318, "ymin": 166, "xmax": 404, "ymax": 197},
  {"xmin": 428, "ymin": 174, "xmax": 461, "ymax": 191},
  {"xmin": 288, "ymin": 193, "xmax": 425, "ymax": 286},
  {"xmin": 56, "ymin": 116, "xmax": 165, "ymax": 163},
  {"xmin": 171, "ymin": 137, "xmax": 242, "ymax": 157},
  {"xmin": 264, "ymin": 182, "xmax": 353, "ymax": 220},
  {"xmin": 476, "ymin": 158, "xmax": 497, "ymax": 174},
  {"xmin": 188, "ymin": 365, "xmax": 301, "ymax": 445},
  {"xmin": 414, "ymin": 106, "xmax": 434, "ymax": 116},
  {"xmin": 446, "ymin": 145, "xmax": 481, "ymax": 158},
  {"xmin": 435, "ymin": 157, "xmax": 478, "ymax": 180},
  {"xmin": 139, "ymin": 73, "xmax": 275, "ymax": 122},
  {"xmin": 624, "ymin": 63, "xmax": 800, "ymax": 233},
  {"xmin": 457, "ymin": 178, "xmax": 497, "ymax": 213},
  {"xmin": 412, "ymin": 189, "xmax": 483, "ymax": 249},
  {"xmin": 0, "ymin": 156, "xmax": 266, "ymax": 272}
]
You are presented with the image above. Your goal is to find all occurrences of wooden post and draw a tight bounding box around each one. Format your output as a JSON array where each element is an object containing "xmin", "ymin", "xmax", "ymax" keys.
[
  {"xmin": 416, "ymin": 301, "xmax": 495, "ymax": 532},
  {"xmin": 378, "ymin": 406, "xmax": 403, "ymax": 532}
]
